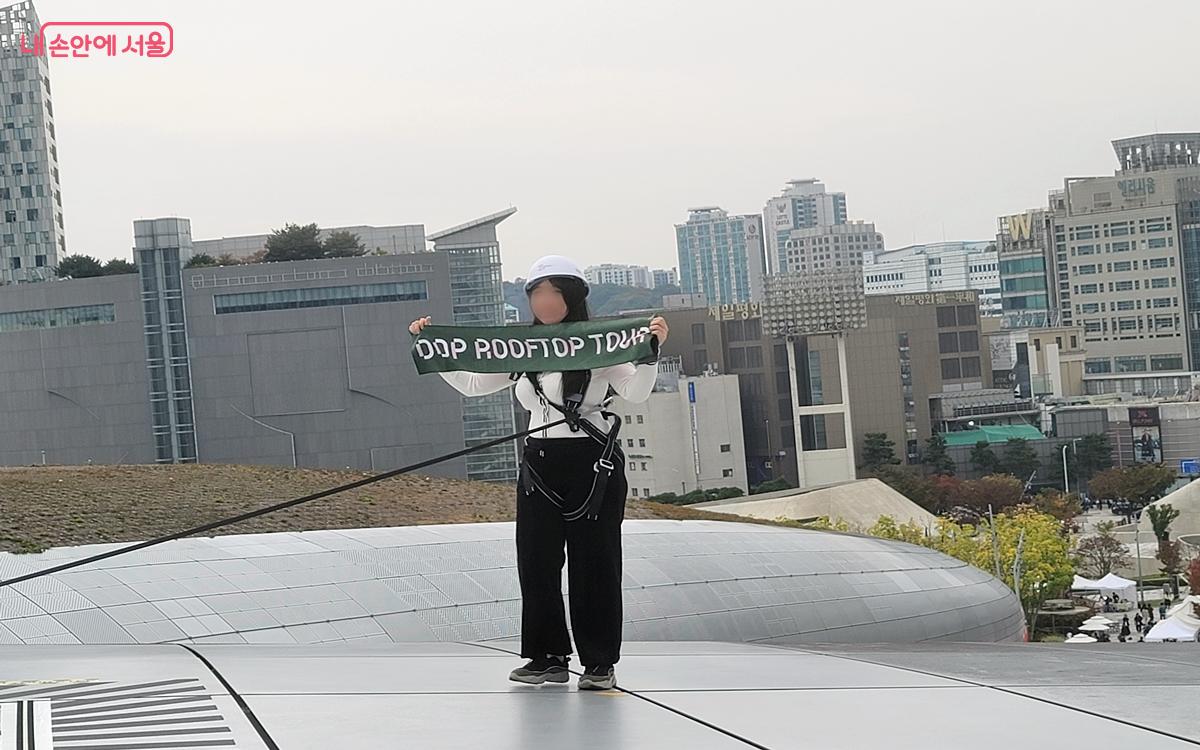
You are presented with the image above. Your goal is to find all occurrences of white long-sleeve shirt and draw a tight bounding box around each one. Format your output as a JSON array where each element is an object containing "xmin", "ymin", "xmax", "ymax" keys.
[{"xmin": 439, "ymin": 363, "xmax": 659, "ymax": 438}]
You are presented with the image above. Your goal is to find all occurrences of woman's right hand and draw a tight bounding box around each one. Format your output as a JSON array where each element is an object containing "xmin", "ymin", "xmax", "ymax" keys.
[{"xmin": 408, "ymin": 316, "xmax": 432, "ymax": 335}]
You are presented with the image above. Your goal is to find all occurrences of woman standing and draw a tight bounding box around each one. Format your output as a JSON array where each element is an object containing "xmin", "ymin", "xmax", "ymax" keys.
[{"xmin": 409, "ymin": 255, "xmax": 668, "ymax": 690}]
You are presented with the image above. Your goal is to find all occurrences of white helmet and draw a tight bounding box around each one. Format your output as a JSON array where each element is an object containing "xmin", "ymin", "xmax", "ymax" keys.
[{"xmin": 524, "ymin": 255, "xmax": 588, "ymax": 293}]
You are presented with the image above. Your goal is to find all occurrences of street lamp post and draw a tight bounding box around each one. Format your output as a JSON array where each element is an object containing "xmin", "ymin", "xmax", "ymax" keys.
[
  {"xmin": 1061, "ymin": 438, "xmax": 1080, "ymax": 495},
  {"xmin": 1061, "ymin": 444, "xmax": 1070, "ymax": 495}
]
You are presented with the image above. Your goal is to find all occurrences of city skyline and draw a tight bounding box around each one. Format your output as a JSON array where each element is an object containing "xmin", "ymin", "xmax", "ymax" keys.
[{"xmin": 34, "ymin": 0, "xmax": 1200, "ymax": 282}]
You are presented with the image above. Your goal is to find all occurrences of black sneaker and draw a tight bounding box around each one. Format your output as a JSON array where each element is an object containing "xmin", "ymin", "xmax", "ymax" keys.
[
  {"xmin": 509, "ymin": 654, "xmax": 570, "ymax": 685},
  {"xmin": 578, "ymin": 664, "xmax": 616, "ymax": 690}
]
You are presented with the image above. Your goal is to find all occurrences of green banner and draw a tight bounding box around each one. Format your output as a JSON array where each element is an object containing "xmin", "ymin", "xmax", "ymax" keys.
[{"xmin": 411, "ymin": 317, "xmax": 654, "ymax": 374}]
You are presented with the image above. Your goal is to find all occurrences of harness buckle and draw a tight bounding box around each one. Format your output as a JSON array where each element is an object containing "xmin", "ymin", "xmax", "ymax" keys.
[{"xmin": 595, "ymin": 457, "xmax": 615, "ymax": 472}]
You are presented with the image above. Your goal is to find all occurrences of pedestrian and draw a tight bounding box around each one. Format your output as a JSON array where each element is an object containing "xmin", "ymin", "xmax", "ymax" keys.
[{"xmin": 410, "ymin": 255, "xmax": 668, "ymax": 691}]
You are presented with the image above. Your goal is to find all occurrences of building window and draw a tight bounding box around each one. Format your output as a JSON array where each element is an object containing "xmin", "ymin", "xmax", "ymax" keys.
[
  {"xmin": 720, "ymin": 443, "xmax": 731, "ymax": 453},
  {"xmin": 0, "ymin": 303, "xmax": 116, "ymax": 334},
  {"xmin": 936, "ymin": 306, "xmax": 957, "ymax": 327},
  {"xmin": 938, "ymin": 332, "xmax": 959, "ymax": 353},
  {"xmin": 1150, "ymin": 354, "xmax": 1184, "ymax": 371},
  {"xmin": 1115, "ymin": 356, "xmax": 1147, "ymax": 373},
  {"xmin": 631, "ymin": 488, "xmax": 638, "ymax": 497},
  {"xmin": 691, "ymin": 323, "xmax": 706, "ymax": 345},
  {"xmin": 1085, "ymin": 358, "xmax": 1111, "ymax": 374},
  {"xmin": 638, "ymin": 438, "xmax": 646, "ymax": 447},
  {"xmin": 626, "ymin": 438, "xmax": 634, "ymax": 447},
  {"xmin": 636, "ymin": 415, "xmax": 644, "ymax": 424},
  {"xmin": 958, "ymin": 330, "xmax": 978, "ymax": 352},
  {"xmin": 960, "ymin": 356, "xmax": 981, "ymax": 378},
  {"xmin": 941, "ymin": 358, "xmax": 961, "ymax": 379},
  {"xmin": 722, "ymin": 468, "xmax": 734, "ymax": 478},
  {"xmin": 213, "ymin": 280, "xmax": 428, "ymax": 314},
  {"xmin": 640, "ymin": 462, "xmax": 647, "ymax": 471},
  {"xmin": 624, "ymin": 415, "xmax": 631, "ymax": 424},
  {"xmin": 629, "ymin": 462, "xmax": 636, "ymax": 471}
]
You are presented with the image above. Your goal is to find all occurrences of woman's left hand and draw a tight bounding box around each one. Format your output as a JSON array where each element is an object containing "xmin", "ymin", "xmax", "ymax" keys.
[{"xmin": 649, "ymin": 315, "xmax": 669, "ymax": 345}]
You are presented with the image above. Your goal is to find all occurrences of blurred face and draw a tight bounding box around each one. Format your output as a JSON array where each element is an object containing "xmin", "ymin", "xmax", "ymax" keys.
[{"xmin": 528, "ymin": 279, "xmax": 568, "ymax": 324}]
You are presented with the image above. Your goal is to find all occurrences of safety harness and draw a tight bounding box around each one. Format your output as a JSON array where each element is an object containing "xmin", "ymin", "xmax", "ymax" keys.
[{"xmin": 519, "ymin": 371, "xmax": 622, "ymax": 522}]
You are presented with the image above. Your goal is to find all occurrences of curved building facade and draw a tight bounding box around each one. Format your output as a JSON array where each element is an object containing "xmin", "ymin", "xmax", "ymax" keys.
[{"xmin": 0, "ymin": 520, "xmax": 1026, "ymax": 646}]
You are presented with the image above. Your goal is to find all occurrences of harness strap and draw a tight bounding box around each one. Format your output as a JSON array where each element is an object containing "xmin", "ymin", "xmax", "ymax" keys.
[{"xmin": 522, "ymin": 372, "xmax": 622, "ymax": 521}]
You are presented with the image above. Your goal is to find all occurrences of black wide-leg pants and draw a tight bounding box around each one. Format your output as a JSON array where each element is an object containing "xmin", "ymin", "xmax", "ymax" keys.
[{"xmin": 516, "ymin": 436, "xmax": 627, "ymax": 667}]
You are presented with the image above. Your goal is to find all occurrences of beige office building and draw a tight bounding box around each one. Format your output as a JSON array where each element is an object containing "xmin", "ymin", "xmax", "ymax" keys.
[
  {"xmin": 1050, "ymin": 134, "xmax": 1200, "ymax": 389},
  {"xmin": 614, "ymin": 370, "xmax": 748, "ymax": 498}
]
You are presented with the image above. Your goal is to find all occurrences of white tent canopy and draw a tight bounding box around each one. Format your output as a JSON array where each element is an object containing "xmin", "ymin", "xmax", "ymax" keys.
[
  {"xmin": 1145, "ymin": 596, "xmax": 1200, "ymax": 643},
  {"xmin": 1071, "ymin": 573, "xmax": 1137, "ymax": 601}
]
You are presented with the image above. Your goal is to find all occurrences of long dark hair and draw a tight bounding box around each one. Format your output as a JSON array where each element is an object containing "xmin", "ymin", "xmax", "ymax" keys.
[{"xmin": 528, "ymin": 276, "xmax": 590, "ymax": 402}]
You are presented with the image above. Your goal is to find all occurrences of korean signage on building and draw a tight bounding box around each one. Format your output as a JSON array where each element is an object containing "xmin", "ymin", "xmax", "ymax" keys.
[
  {"xmin": 1118, "ymin": 177, "xmax": 1156, "ymax": 198},
  {"xmin": 892, "ymin": 291, "xmax": 975, "ymax": 306},
  {"xmin": 708, "ymin": 302, "xmax": 761, "ymax": 321}
]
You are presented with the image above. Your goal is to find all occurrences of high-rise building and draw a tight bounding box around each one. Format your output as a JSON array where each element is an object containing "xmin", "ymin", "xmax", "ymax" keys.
[
  {"xmin": 428, "ymin": 208, "xmax": 520, "ymax": 483},
  {"xmin": 675, "ymin": 207, "xmax": 765, "ymax": 305},
  {"xmin": 1050, "ymin": 134, "xmax": 1200, "ymax": 385},
  {"xmin": 863, "ymin": 241, "xmax": 1000, "ymax": 317},
  {"xmin": 0, "ymin": 1, "xmax": 65, "ymax": 284},
  {"xmin": 652, "ymin": 267, "xmax": 678, "ymax": 288},
  {"xmin": 996, "ymin": 209, "xmax": 1056, "ymax": 327},
  {"xmin": 583, "ymin": 263, "xmax": 653, "ymax": 289},
  {"xmin": 774, "ymin": 221, "xmax": 884, "ymax": 276},
  {"xmin": 763, "ymin": 179, "xmax": 847, "ymax": 273}
]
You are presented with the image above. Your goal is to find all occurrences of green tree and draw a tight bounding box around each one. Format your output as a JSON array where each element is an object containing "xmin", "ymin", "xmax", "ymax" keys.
[
  {"xmin": 264, "ymin": 222, "xmax": 324, "ymax": 262},
  {"xmin": 1146, "ymin": 503, "xmax": 1181, "ymax": 541},
  {"xmin": 322, "ymin": 230, "xmax": 366, "ymax": 258},
  {"xmin": 1157, "ymin": 539, "xmax": 1185, "ymax": 599},
  {"xmin": 867, "ymin": 515, "xmax": 930, "ymax": 545},
  {"xmin": 1088, "ymin": 464, "xmax": 1177, "ymax": 511},
  {"xmin": 970, "ymin": 441, "xmax": 999, "ymax": 475},
  {"xmin": 646, "ymin": 486, "xmax": 743, "ymax": 505},
  {"xmin": 54, "ymin": 254, "xmax": 104, "ymax": 278},
  {"xmin": 1073, "ymin": 521, "xmax": 1130, "ymax": 578},
  {"xmin": 958, "ymin": 474, "xmax": 1024, "ymax": 513},
  {"xmin": 932, "ymin": 508, "xmax": 1074, "ymax": 633},
  {"xmin": 184, "ymin": 253, "xmax": 219, "ymax": 268},
  {"xmin": 922, "ymin": 434, "xmax": 955, "ymax": 476},
  {"xmin": 751, "ymin": 477, "xmax": 792, "ymax": 495},
  {"xmin": 1067, "ymin": 433, "xmax": 1113, "ymax": 484},
  {"xmin": 861, "ymin": 432, "xmax": 900, "ymax": 472},
  {"xmin": 1000, "ymin": 438, "xmax": 1040, "ymax": 481},
  {"xmin": 1188, "ymin": 557, "xmax": 1200, "ymax": 618},
  {"xmin": 874, "ymin": 465, "xmax": 935, "ymax": 511},
  {"xmin": 1030, "ymin": 489, "xmax": 1083, "ymax": 524},
  {"xmin": 100, "ymin": 258, "xmax": 137, "ymax": 275}
]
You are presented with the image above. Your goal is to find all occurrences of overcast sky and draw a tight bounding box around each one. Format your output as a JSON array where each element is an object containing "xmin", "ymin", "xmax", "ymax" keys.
[{"xmin": 46, "ymin": 0, "xmax": 1200, "ymax": 279}]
